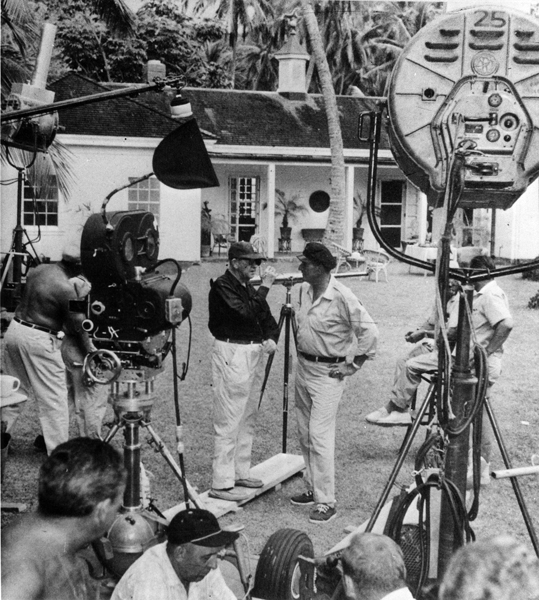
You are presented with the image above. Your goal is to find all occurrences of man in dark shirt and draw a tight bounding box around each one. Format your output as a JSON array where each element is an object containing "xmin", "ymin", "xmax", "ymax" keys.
[{"xmin": 208, "ymin": 242, "xmax": 278, "ymax": 501}]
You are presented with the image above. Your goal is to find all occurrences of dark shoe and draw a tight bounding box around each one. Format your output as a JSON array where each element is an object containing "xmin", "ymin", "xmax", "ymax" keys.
[
  {"xmin": 235, "ymin": 477, "xmax": 263, "ymax": 488},
  {"xmin": 33, "ymin": 435, "xmax": 47, "ymax": 454},
  {"xmin": 309, "ymin": 503, "xmax": 337, "ymax": 523},
  {"xmin": 290, "ymin": 490, "xmax": 314, "ymax": 506},
  {"xmin": 208, "ymin": 488, "xmax": 250, "ymax": 502}
]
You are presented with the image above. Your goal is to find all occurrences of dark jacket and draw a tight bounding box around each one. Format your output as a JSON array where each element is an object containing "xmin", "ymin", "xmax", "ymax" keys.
[{"xmin": 208, "ymin": 270, "xmax": 279, "ymax": 343}]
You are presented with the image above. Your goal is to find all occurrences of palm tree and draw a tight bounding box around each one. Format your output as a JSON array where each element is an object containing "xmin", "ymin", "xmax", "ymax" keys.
[
  {"xmin": 300, "ymin": 0, "xmax": 346, "ymax": 245},
  {"xmin": 201, "ymin": 0, "xmax": 275, "ymax": 88},
  {"xmin": 1, "ymin": 0, "xmax": 135, "ymax": 200}
]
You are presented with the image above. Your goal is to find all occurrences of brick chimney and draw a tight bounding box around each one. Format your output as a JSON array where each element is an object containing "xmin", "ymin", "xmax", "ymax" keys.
[
  {"xmin": 144, "ymin": 59, "xmax": 166, "ymax": 83},
  {"xmin": 275, "ymin": 26, "xmax": 309, "ymax": 100}
]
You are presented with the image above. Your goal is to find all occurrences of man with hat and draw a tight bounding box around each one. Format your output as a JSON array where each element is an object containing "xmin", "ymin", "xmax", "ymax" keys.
[
  {"xmin": 208, "ymin": 241, "xmax": 279, "ymax": 502},
  {"xmin": 111, "ymin": 508, "xmax": 239, "ymax": 600},
  {"xmin": 2, "ymin": 243, "xmax": 97, "ymax": 454},
  {"xmin": 291, "ymin": 242, "xmax": 378, "ymax": 523}
]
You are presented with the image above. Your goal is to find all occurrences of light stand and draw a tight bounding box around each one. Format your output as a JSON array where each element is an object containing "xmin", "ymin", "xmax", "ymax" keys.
[
  {"xmin": 0, "ymin": 143, "xmax": 43, "ymax": 310},
  {"xmin": 358, "ymin": 105, "xmax": 539, "ymax": 586}
]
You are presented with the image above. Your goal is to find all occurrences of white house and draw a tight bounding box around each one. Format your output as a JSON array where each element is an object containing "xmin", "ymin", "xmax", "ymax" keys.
[{"xmin": 2, "ymin": 31, "xmax": 538, "ymax": 270}]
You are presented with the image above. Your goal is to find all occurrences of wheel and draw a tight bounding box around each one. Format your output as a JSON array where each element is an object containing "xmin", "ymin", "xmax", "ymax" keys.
[{"xmin": 253, "ymin": 528, "xmax": 314, "ymax": 600}]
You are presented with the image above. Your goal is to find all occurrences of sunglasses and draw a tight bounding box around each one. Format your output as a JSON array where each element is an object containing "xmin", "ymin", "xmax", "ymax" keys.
[{"xmin": 237, "ymin": 258, "xmax": 262, "ymax": 266}]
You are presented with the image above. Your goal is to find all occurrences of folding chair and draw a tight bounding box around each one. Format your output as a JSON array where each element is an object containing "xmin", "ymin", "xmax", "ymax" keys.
[
  {"xmin": 363, "ymin": 249, "xmax": 391, "ymax": 282},
  {"xmin": 327, "ymin": 241, "xmax": 351, "ymax": 273},
  {"xmin": 212, "ymin": 233, "xmax": 232, "ymax": 256}
]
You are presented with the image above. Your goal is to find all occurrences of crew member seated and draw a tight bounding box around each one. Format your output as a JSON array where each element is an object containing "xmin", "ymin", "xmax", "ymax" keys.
[
  {"xmin": 111, "ymin": 508, "xmax": 239, "ymax": 600},
  {"xmin": 366, "ymin": 280, "xmax": 460, "ymax": 426}
]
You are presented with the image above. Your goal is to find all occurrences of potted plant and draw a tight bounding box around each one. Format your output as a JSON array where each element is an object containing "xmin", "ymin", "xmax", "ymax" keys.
[
  {"xmin": 264, "ymin": 189, "xmax": 308, "ymax": 240},
  {"xmin": 201, "ymin": 201, "xmax": 212, "ymax": 257}
]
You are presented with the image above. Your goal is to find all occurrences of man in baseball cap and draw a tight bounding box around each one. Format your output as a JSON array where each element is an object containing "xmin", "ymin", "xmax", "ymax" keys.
[
  {"xmin": 112, "ymin": 508, "xmax": 239, "ymax": 599},
  {"xmin": 228, "ymin": 240, "xmax": 266, "ymax": 262},
  {"xmin": 208, "ymin": 240, "xmax": 279, "ymax": 502}
]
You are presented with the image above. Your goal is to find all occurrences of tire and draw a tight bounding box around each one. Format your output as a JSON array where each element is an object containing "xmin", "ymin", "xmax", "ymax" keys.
[{"xmin": 253, "ymin": 528, "xmax": 314, "ymax": 600}]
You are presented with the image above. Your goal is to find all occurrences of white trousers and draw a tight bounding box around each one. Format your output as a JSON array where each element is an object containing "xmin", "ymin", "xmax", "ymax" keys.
[
  {"xmin": 295, "ymin": 357, "xmax": 346, "ymax": 507},
  {"xmin": 390, "ymin": 341, "xmax": 437, "ymax": 409},
  {"xmin": 2, "ymin": 319, "xmax": 68, "ymax": 454},
  {"xmin": 211, "ymin": 340, "xmax": 264, "ymax": 489},
  {"xmin": 61, "ymin": 336, "xmax": 108, "ymax": 439}
]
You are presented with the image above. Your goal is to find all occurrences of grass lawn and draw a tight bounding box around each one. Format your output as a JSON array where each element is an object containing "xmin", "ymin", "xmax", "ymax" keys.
[{"xmin": 2, "ymin": 256, "xmax": 538, "ymax": 563}]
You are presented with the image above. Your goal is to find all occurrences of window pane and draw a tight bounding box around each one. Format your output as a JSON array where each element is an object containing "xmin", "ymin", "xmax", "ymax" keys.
[{"xmin": 127, "ymin": 177, "xmax": 160, "ymax": 217}]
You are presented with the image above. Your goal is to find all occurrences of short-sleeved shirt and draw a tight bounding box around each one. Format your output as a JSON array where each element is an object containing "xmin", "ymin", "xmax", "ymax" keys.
[
  {"xmin": 296, "ymin": 276, "xmax": 378, "ymax": 359},
  {"xmin": 472, "ymin": 280, "xmax": 511, "ymax": 355},
  {"xmin": 111, "ymin": 542, "xmax": 236, "ymax": 600}
]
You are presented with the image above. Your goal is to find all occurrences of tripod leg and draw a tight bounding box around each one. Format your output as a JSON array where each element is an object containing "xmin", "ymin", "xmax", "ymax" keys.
[
  {"xmin": 258, "ymin": 308, "xmax": 286, "ymax": 409},
  {"xmin": 143, "ymin": 421, "xmax": 204, "ymax": 510},
  {"xmin": 484, "ymin": 398, "xmax": 539, "ymax": 555},
  {"xmin": 103, "ymin": 422, "xmax": 122, "ymax": 443},
  {"xmin": 365, "ymin": 388, "xmax": 434, "ymax": 532}
]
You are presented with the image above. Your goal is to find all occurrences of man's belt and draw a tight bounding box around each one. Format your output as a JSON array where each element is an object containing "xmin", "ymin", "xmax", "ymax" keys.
[
  {"xmin": 299, "ymin": 352, "xmax": 346, "ymax": 364},
  {"xmin": 14, "ymin": 317, "xmax": 60, "ymax": 336},
  {"xmin": 215, "ymin": 337, "xmax": 263, "ymax": 345}
]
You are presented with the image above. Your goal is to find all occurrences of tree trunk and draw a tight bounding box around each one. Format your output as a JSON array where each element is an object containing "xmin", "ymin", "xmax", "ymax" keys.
[{"xmin": 300, "ymin": 0, "xmax": 346, "ymax": 245}]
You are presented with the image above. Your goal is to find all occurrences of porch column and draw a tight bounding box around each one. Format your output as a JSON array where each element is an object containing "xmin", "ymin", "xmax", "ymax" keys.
[
  {"xmin": 418, "ymin": 191, "xmax": 428, "ymax": 244},
  {"xmin": 345, "ymin": 165, "xmax": 355, "ymax": 249},
  {"xmin": 266, "ymin": 163, "xmax": 276, "ymax": 258}
]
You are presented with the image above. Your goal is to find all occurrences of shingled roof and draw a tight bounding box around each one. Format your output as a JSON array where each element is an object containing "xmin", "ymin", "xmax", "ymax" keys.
[{"xmin": 50, "ymin": 72, "xmax": 390, "ymax": 152}]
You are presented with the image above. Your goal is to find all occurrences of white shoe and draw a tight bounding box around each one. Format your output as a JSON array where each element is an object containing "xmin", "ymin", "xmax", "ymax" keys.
[
  {"xmin": 365, "ymin": 406, "xmax": 389, "ymax": 423},
  {"xmin": 366, "ymin": 407, "xmax": 411, "ymax": 426}
]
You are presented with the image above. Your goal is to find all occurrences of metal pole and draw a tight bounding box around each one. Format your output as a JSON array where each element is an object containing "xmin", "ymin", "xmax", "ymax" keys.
[
  {"xmin": 12, "ymin": 168, "xmax": 25, "ymax": 287},
  {"xmin": 437, "ymin": 286, "xmax": 476, "ymax": 576}
]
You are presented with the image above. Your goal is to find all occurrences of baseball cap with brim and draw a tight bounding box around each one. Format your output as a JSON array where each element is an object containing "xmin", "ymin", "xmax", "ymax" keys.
[
  {"xmin": 167, "ymin": 508, "xmax": 239, "ymax": 547},
  {"xmin": 298, "ymin": 242, "xmax": 337, "ymax": 270},
  {"xmin": 228, "ymin": 241, "xmax": 265, "ymax": 261}
]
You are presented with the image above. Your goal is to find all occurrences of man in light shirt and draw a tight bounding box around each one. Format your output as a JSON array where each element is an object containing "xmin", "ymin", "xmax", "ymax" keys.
[
  {"xmin": 291, "ymin": 243, "xmax": 378, "ymax": 523},
  {"xmin": 111, "ymin": 508, "xmax": 238, "ymax": 600}
]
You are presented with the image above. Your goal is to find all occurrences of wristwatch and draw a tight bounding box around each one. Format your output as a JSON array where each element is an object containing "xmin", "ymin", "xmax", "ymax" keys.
[{"xmin": 346, "ymin": 356, "xmax": 361, "ymax": 370}]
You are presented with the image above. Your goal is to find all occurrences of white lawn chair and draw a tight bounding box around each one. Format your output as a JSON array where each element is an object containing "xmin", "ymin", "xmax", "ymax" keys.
[{"xmin": 363, "ymin": 249, "xmax": 391, "ymax": 282}]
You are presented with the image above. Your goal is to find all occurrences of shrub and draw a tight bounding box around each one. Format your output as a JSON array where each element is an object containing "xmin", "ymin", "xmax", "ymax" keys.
[{"xmin": 528, "ymin": 289, "xmax": 539, "ymax": 309}]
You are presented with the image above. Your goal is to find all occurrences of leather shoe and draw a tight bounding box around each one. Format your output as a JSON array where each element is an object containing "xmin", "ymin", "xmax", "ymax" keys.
[
  {"xmin": 235, "ymin": 478, "xmax": 263, "ymax": 488},
  {"xmin": 33, "ymin": 435, "xmax": 47, "ymax": 454},
  {"xmin": 209, "ymin": 488, "xmax": 250, "ymax": 502}
]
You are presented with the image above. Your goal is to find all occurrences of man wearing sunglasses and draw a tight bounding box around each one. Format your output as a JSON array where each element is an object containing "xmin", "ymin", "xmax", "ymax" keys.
[{"xmin": 208, "ymin": 242, "xmax": 279, "ymax": 502}]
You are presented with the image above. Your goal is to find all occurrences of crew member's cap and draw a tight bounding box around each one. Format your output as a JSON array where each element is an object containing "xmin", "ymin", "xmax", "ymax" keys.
[
  {"xmin": 167, "ymin": 508, "xmax": 240, "ymax": 547},
  {"xmin": 228, "ymin": 241, "xmax": 265, "ymax": 261},
  {"xmin": 298, "ymin": 242, "xmax": 337, "ymax": 271}
]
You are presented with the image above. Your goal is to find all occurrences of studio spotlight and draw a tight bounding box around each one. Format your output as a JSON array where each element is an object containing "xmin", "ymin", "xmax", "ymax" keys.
[{"xmin": 170, "ymin": 91, "xmax": 193, "ymax": 120}]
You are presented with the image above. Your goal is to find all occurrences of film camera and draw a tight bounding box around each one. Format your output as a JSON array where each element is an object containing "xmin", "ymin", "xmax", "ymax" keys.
[
  {"xmin": 75, "ymin": 209, "xmax": 194, "ymax": 576},
  {"xmin": 77, "ymin": 209, "xmax": 191, "ymax": 380}
]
